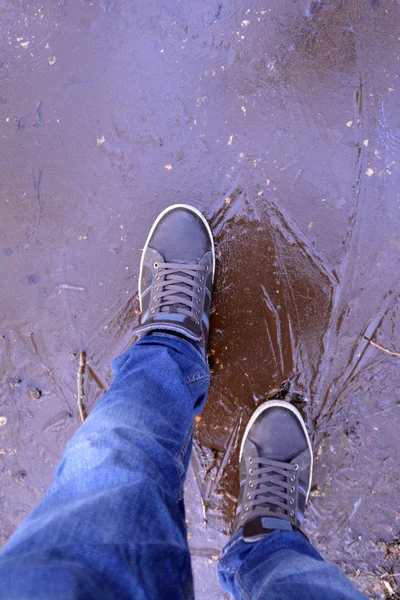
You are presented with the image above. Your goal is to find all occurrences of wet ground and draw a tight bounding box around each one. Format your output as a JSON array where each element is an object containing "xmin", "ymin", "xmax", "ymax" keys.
[{"xmin": 1, "ymin": 0, "xmax": 400, "ymax": 597}]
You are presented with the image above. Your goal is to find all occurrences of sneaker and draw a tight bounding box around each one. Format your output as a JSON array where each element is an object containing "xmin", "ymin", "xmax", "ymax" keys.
[
  {"xmin": 133, "ymin": 204, "xmax": 215, "ymax": 352},
  {"xmin": 234, "ymin": 400, "xmax": 313, "ymax": 541}
]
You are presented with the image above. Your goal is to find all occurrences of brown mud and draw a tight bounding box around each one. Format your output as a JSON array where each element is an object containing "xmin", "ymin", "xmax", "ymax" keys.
[{"xmin": 1, "ymin": 0, "xmax": 400, "ymax": 597}]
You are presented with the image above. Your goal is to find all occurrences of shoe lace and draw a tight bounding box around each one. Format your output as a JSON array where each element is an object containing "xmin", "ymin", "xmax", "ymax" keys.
[
  {"xmin": 245, "ymin": 457, "xmax": 298, "ymax": 521},
  {"xmin": 152, "ymin": 261, "xmax": 207, "ymax": 321}
]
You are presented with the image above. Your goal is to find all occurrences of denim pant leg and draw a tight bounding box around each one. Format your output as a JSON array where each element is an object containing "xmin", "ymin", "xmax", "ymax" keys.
[
  {"xmin": 218, "ymin": 530, "xmax": 367, "ymax": 600},
  {"xmin": 0, "ymin": 334, "xmax": 209, "ymax": 600}
]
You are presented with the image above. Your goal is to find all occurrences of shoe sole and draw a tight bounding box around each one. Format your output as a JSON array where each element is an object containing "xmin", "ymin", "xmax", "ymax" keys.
[
  {"xmin": 239, "ymin": 399, "xmax": 314, "ymax": 502},
  {"xmin": 138, "ymin": 204, "xmax": 216, "ymax": 311}
]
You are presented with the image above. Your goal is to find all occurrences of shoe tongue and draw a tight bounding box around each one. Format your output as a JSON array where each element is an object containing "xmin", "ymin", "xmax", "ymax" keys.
[
  {"xmin": 249, "ymin": 442, "xmax": 289, "ymax": 519},
  {"xmin": 160, "ymin": 261, "xmax": 194, "ymax": 315},
  {"xmin": 259, "ymin": 466, "xmax": 287, "ymax": 519}
]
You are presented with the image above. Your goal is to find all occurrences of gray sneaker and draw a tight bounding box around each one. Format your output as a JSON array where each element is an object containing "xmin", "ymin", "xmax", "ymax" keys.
[
  {"xmin": 234, "ymin": 400, "xmax": 313, "ymax": 542},
  {"xmin": 133, "ymin": 204, "xmax": 215, "ymax": 352}
]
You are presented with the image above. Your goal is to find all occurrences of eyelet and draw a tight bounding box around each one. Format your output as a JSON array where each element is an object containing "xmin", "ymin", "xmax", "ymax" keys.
[
  {"xmin": 196, "ymin": 310, "xmax": 200, "ymax": 315},
  {"xmin": 290, "ymin": 487, "xmax": 295, "ymax": 493},
  {"xmin": 244, "ymin": 505, "xmax": 249, "ymax": 511},
  {"xmin": 247, "ymin": 493, "xmax": 252, "ymax": 499},
  {"xmin": 155, "ymin": 274, "xmax": 159, "ymax": 280},
  {"xmin": 205, "ymin": 265, "xmax": 208, "ymax": 271},
  {"xmin": 154, "ymin": 262, "xmax": 158, "ymax": 269},
  {"xmin": 197, "ymin": 299, "xmax": 201, "ymax": 303},
  {"xmin": 154, "ymin": 285, "xmax": 158, "ymax": 291},
  {"xmin": 249, "ymin": 481, "xmax": 253, "ymax": 487},
  {"xmin": 200, "ymin": 276, "xmax": 204, "ymax": 281},
  {"xmin": 290, "ymin": 498, "xmax": 295, "ymax": 505},
  {"xmin": 197, "ymin": 288, "xmax": 201, "ymax": 292},
  {"xmin": 151, "ymin": 308, "xmax": 155, "ymax": 314},
  {"xmin": 290, "ymin": 511, "xmax": 294, "ymax": 517},
  {"xmin": 291, "ymin": 475, "xmax": 295, "ymax": 482},
  {"xmin": 294, "ymin": 464, "xmax": 299, "ymax": 471},
  {"xmin": 249, "ymin": 469, "xmax": 253, "ymax": 476},
  {"xmin": 249, "ymin": 457, "xmax": 252, "ymax": 464}
]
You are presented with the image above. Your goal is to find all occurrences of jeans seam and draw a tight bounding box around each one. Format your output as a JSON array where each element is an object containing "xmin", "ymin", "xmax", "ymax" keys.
[
  {"xmin": 149, "ymin": 332, "xmax": 207, "ymax": 364},
  {"xmin": 236, "ymin": 573, "xmax": 252, "ymax": 600},
  {"xmin": 218, "ymin": 534, "xmax": 244, "ymax": 574},
  {"xmin": 218, "ymin": 556, "xmax": 235, "ymax": 575},
  {"xmin": 185, "ymin": 370, "xmax": 209, "ymax": 384},
  {"xmin": 220, "ymin": 534, "xmax": 251, "ymax": 599},
  {"xmin": 221, "ymin": 534, "xmax": 244, "ymax": 557},
  {"xmin": 177, "ymin": 422, "xmax": 194, "ymax": 464},
  {"xmin": 175, "ymin": 421, "xmax": 194, "ymax": 500}
]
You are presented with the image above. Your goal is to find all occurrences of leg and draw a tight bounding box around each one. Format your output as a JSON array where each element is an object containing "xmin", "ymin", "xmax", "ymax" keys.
[
  {"xmin": 218, "ymin": 401, "xmax": 367, "ymax": 600},
  {"xmin": 0, "ymin": 334, "xmax": 209, "ymax": 600},
  {"xmin": 0, "ymin": 204, "xmax": 215, "ymax": 600},
  {"xmin": 218, "ymin": 531, "xmax": 366, "ymax": 600}
]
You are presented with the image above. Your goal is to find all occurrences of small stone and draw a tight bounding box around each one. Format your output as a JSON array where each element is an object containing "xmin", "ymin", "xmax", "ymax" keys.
[
  {"xmin": 9, "ymin": 377, "xmax": 22, "ymax": 388},
  {"xmin": 0, "ymin": 416, "xmax": 7, "ymax": 426},
  {"xmin": 26, "ymin": 274, "xmax": 39, "ymax": 285},
  {"xmin": 12, "ymin": 470, "xmax": 27, "ymax": 485},
  {"xmin": 28, "ymin": 388, "xmax": 42, "ymax": 401}
]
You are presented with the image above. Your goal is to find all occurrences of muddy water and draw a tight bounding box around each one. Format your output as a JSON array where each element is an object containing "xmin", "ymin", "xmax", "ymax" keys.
[{"xmin": 1, "ymin": 0, "xmax": 400, "ymax": 597}]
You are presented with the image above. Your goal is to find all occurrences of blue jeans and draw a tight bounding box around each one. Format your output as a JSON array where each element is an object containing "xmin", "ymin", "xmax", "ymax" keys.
[{"xmin": 0, "ymin": 335, "xmax": 366, "ymax": 599}]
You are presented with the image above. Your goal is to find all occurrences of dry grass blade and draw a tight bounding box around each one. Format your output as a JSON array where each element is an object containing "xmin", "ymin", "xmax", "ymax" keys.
[{"xmin": 77, "ymin": 350, "xmax": 87, "ymax": 423}]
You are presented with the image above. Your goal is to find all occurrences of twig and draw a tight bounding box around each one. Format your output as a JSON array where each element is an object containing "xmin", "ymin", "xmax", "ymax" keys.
[
  {"xmin": 280, "ymin": 159, "xmax": 297, "ymax": 172},
  {"xmin": 32, "ymin": 169, "xmax": 43, "ymax": 227},
  {"xmin": 77, "ymin": 351, "xmax": 87, "ymax": 423},
  {"xmin": 208, "ymin": 411, "xmax": 243, "ymax": 500},
  {"xmin": 366, "ymin": 337, "xmax": 400, "ymax": 358},
  {"xmin": 191, "ymin": 441, "xmax": 208, "ymax": 524},
  {"xmin": 34, "ymin": 101, "xmax": 43, "ymax": 127},
  {"xmin": 204, "ymin": 453, "xmax": 217, "ymax": 475},
  {"xmin": 59, "ymin": 283, "xmax": 86, "ymax": 292},
  {"xmin": 200, "ymin": 495, "xmax": 208, "ymax": 524}
]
